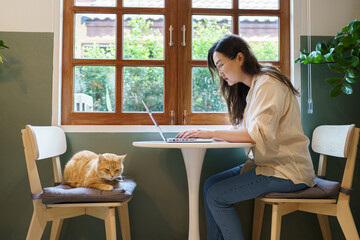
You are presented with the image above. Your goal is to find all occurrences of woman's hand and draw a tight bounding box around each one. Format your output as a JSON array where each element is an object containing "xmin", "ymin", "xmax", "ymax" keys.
[
  {"xmin": 176, "ymin": 129, "xmax": 214, "ymax": 139},
  {"xmin": 176, "ymin": 128, "xmax": 255, "ymax": 143}
]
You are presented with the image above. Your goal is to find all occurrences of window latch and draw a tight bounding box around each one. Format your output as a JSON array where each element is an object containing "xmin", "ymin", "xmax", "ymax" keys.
[
  {"xmin": 182, "ymin": 110, "xmax": 188, "ymax": 125},
  {"xmin": 170, "ymin": 110, "xmax": 175, "ymax": 125}
]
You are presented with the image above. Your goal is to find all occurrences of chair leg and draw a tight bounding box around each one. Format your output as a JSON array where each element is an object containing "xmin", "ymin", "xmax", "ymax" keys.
[
  {"xmin": 104, "ymin": 208, "xmax": 117, "ymax": 240},
  {"xmin": 270, "ymin": 204, "xmax": 282, "ymax": 240},
  {"xmin": 26, "ymin": 210, "xmax": 47, "ymax": 240},
  {"xmin": 337, "ymin": 204, "xmax": 359, "ymax": 240},
  {"xmin": 252, "ymin": 199, "xmax": 265, "ymax": 240},
  {"xmin": 317, "ymin": 214, "xmax": 332, "ymax": 240},
  {"xmin": 118, "ymin": 203, "xmax": 131, "ymax": 240},
  {"xmin": 50, "ymin": 219, "xmax": 63, "ymax": 240}
]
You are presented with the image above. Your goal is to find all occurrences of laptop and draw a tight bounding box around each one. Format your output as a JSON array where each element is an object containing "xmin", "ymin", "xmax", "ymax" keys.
[{"xmin": 142, "ymin": 100, "xmax": 214, "ymax": 143}]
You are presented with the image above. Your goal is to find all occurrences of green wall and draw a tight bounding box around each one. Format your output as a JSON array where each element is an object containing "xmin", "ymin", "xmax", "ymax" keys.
[
  {"xmin": 300, "ymin": 36, "xmax": 360, "ymax": 240},
  {"xmin": 1, "ymin": 31, "xmax": 359, "ymax": 239},
  {"xmin": 0, "ymin": 32, "xmax": 53, "ymax": 239}
]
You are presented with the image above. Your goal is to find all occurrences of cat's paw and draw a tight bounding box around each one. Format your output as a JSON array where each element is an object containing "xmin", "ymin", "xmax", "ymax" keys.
[{"xmin": 101, "ymin": 185, "xmax": 113, "ymax": 191}]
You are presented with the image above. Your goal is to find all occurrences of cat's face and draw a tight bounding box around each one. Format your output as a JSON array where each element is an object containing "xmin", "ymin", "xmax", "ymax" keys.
[{"xmin": 97, "ymin": 153, "xmax": 126, "ymax": 181}]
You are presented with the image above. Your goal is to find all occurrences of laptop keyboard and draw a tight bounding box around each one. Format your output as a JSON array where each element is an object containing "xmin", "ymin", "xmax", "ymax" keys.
[
  {"xmin": 166, "ymin": 138, "xmax": 213, "ymax": 142},
  {"xmin": 167, "ymin": 138, "xmax": 198, "ymax": 142}
]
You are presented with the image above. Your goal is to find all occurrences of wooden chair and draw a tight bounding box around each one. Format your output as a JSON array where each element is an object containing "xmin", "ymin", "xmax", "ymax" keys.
[
  {"xmin": 22, "ymin": 125, "xmax": 132, "ymax": 240},
  {"xmin": 252, "ymin": 124, "xmax": 360, "ymax": 240}
]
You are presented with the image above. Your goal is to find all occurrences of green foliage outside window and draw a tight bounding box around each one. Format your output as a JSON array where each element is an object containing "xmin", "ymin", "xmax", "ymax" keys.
[
  {"xmin": 75, "ymin": 65, "xmax": 115, "ymax": 112},
  {"xmin": 191, "ymin": 19, "xmax": 231, "ymax": 112},
  {"xmin": 249, "ymin": 41, "xmax": 279, "ymax": 61}
]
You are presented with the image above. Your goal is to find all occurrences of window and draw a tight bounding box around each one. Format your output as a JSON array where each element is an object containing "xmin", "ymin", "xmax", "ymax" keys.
[{"xmin": 62, "ymin": 0, "xmax": 290, "ymax": 125}]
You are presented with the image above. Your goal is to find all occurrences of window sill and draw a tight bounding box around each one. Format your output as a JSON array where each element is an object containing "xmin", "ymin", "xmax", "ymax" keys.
[{"xmin": 61, "ymin": 125, "xmax": 233, "ymax": 133}]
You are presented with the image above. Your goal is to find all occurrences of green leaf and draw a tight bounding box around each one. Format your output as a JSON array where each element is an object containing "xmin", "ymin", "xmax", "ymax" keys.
[
  {"xmin": 299, "ymin": 51, "xmax": 308, "ymax": 61},
  {"xmin": 324, "ymin": 53, "xmax": 334, "ymax": 62},
  {"xmin": 333, "ymin": 54, "xmax": 351, "ymax": 66},
  {"xmin": 315, "ymin": 42, "xmax": 322, "ymax": 51},
  {"xmin": 315, "ymin": 41, "xmax": 327, "ymax": 53},
  {"xmin": 330, "ymin": 84, "xmax": 343, "ymax": 97},
  {"xmin": 353, "ymin": 21, "xmax": 360, "ymax": 29},
  {"xmin": 300, "ymin": 49, "xmax": 309, "ymax": 55},
  {"xmin": 342, "ymin": 83, "xmax": 353, "ymax": 95},
  {"xmin": 349, "ymin": 20, "xmax": 360, "ymax": 35},
  {"xmin": 351, "ymin": 56, "xmax": 359, "ymax": 67},
  {"xmin": 353, "ymin": 25, "xmax": 360, "ymax": 39},
  {"xmin": 325, "ymin": 77, "xmax": 343, "ymax": 84},
  {"xmin": 348, "ymin": 69, "xmax": 360, "ymax": 78},
  {"xmin": 0, "ymin": 40, "xmax": 9, "ymax": 49},
  {"xmin": 340, "ymin": 36, "xmax": 355, "ymax": 47},
  {"xmin": 335, "ymin": 32, "xmax": 346, "ymax": 40},
  {"xmin": 328, "ymin": 63, "xmax": 347, "ymax": 73},
  {"xmin": 308, "ymin": 51, "xmax": 324, "ymax": 63},
  {"xmin": 303, "ymin": 56, "xmax": 313, "ymax": 64},
  {"xmin": 345, "ymin": 77, "xmax": 356, "ymax": 83},
  {"xmin": 335, "ymin": 44, "xmax": 345, "ymax": 54}
]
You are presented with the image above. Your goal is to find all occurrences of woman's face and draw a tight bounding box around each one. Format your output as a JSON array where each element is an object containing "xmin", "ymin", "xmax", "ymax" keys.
[{"xmin": 212, "ymin": 51, "xmax": 245, "ymax": 86}]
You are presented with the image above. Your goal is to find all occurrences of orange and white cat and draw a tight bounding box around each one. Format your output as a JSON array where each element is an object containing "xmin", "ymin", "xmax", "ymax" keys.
[{"xmin": 63, "ymin": 150, "xmax": 126, "ymax": 191}]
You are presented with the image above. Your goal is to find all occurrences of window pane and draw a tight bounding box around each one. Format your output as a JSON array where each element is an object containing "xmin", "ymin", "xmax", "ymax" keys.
[
  {"xmin": 192, "ymin": 0, "xmax": 231, "ymax": 9},
  {"xmin": 123, "ymin": 67, "xmax": 164, "ymax": 112},
  {"xmin": 123, "ymin": 15, "xmax": 164, "ymax": 60},
  {"xmin": 74, "ymin": 0, "xmax": 116, "ymax": 7},
  {"xmin": 239, "ymin": 16, "xmax": 279, "ymax": 61},
  {"xmin": 74, "ymin": 66, "xmax": 115, "ymax": 112},
  {"xmin": 74, "ymin": 14, "xmax": 116, "ymax": 59},
  {"xmin": 239, "ymin": 0, "xmax": 278, "ymax": 10},
  {"xmin": 123, "ymin": 0, "xmax": 164, "ymax": 8},
  {"xmin": 192, "ymin": 15, "xmax": 232, "ymax": 60},
  {"xmin": 192, "ymin": 67, "xmax": 227, "ymax": 112}
]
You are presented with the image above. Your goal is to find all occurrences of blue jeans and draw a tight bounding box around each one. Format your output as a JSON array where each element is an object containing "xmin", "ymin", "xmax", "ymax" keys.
[{"xmin": 204, "ymin": 165, "xmax": 307, "ymax": 240}]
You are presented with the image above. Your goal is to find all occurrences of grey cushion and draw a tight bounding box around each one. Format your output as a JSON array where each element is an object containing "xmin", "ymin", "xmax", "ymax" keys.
[
  {"xmin": 41, "ymin": 179, "xmax": 136, "ymax": 204},
  {"xmin": 259, "ymin": 177, "xmax": 340, "ymax": 199}
]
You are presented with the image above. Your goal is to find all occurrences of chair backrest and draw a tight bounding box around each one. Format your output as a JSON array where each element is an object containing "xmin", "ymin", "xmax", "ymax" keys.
[
  {"xmin": 311, "ymin": 124, "xmax": 359, "ymax": 197},
  {"xmin": 22, "ymin": 125, "xmax": 67, "ymax": 195},
  {"xmin": 25, "ymin": 125, "xmax": 67, "ymax": 160},
  {"xmin": 312, "ymin": 124, "xmax": 356, "ymax": 158}
]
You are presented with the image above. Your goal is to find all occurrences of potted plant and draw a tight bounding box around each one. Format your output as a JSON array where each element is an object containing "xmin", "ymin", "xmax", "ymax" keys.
[
  {"xmin": 296, "ymin": 19, "xmax": 360, "ymax": 97},
  {"xmin": 0, "ymin": 40, "xmax": 9, "ymax": 63}
]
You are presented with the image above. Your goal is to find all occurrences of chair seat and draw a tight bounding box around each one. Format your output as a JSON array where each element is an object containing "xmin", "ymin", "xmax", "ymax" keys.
[
  {"xmin": 259, "ymin": 177, "xmax": 340, "ymax": 199},
  {"xmin": 41, "ymin": 179, "xmax": 136, "ymax": 204},
  {"xmin": 47, "ymin": 199, "xmax": 132, "ymax": 208}
]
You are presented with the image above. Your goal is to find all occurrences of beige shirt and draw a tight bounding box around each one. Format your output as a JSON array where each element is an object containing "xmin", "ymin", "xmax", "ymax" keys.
[{"xmin": 243, "ymin": 74, "xmax": 316, "ymax": 187}]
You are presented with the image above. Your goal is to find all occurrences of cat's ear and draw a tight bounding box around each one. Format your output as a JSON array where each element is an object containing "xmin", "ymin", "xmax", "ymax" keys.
[
  {"xmin": 118, "ymin": 154, "xmax": 127, "ymax": 163},
  {"xmin": 98, "ymin": 154, "xmax": 105, "ymax": 162}
]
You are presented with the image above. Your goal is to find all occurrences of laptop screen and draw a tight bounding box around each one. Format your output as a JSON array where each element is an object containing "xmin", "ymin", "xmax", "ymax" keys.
[{"xmin": 142, "ymin": 100, "xmax": 167, "ymax": 142}]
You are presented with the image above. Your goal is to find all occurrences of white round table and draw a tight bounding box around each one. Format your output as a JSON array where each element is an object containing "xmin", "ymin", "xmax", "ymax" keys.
[{"xmin": 132, "ymin": 141, "xmax": 254, "ymax": 240}]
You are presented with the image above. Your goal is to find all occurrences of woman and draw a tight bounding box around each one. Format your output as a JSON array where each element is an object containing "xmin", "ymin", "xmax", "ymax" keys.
[{"xmin": 176, "ymin": 35, "xmax": 316, "ymax": 240}]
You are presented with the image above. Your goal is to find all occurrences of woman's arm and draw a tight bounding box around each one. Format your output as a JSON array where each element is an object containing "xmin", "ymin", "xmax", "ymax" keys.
[{"xmin": 176, "ymin": 128, "xmax": 255, "ymax": 143}]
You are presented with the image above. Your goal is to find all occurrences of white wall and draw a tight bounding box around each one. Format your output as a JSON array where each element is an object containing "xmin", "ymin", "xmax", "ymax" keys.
[
  {"xmin": 301, "ymin": 0, "xmax": 360, "ymax": 36},
  {"xmin": 0, "ymin": 0, "xmax": 55, "ymax": 32}
]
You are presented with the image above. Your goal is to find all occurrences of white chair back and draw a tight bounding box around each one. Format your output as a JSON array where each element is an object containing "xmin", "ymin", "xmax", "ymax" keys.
[
  {"xmin": 311, "ymin": 124, "xmax": 355, "ymax": 158},
  {"xmin": 26, "ymin": 125, "xmax": 67, "ymax": 160}
]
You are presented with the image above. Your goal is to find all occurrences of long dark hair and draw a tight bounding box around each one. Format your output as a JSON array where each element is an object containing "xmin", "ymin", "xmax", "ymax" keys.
[{"xmin": 208, "ymin": 34, "xmax": 299, "ymax": 125}]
